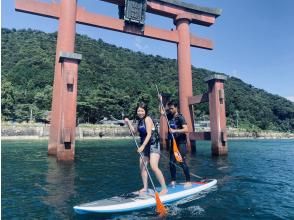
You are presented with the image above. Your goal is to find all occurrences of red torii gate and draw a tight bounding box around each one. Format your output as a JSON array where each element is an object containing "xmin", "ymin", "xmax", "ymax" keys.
[{"xmin": 15, "ymin": 0, "xmax": 228, "ymax": 160}]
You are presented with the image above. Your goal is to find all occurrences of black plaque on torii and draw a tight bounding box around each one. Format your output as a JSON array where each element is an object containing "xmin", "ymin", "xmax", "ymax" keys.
[{"xmin": 123, "ymin": 0, "xmax": 147, "ymax": 30}]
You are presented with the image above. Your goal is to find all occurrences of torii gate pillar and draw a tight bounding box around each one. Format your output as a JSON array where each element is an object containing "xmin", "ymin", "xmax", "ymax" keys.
[
  {"xmin": 48, "ymin": 0, "xmax": 81, "ymax": 161},
  {"xmin": 205, "ymin": 75, "xmax": 228, "ymax": 155},
  {"xmin": 175, "ymin": 15, "xmax": 196, "ymax": 152}
]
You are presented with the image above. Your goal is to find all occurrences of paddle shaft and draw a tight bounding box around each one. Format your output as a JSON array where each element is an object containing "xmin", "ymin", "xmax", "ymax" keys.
[
  {"xmin": 156, "ymin": 85, "xmax": 184, "ymax": 159},
  {"xmin": 155, "ymin": 85, "xmax": 179, "ymax": 141},
  {"xmin": 126, "ymin": 123, "xmax": 158, "ymax": 192},
  {"xmin": 155, "ymin": 85, "xmax": 175, "ymax": 139},
  {"xmin": 159, "ymin": 151, "xmax": 203, "ymax": 179}
]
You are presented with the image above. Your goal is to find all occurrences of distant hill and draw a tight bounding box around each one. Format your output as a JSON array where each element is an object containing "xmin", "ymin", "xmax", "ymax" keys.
[{"xmin": 1, "ymin": 28, "xmax": 294, "ymax": 132}]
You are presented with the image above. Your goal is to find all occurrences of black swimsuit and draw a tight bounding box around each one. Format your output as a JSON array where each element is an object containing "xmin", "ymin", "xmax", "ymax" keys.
[{"xmin": 137, "ymin": 118, "xmax": 160, "ymax": 157}]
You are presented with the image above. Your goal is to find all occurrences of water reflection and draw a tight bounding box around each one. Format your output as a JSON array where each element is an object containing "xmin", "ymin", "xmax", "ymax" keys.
[
  {"xmin": 41, "ymin": 156, "xmax": 76, "ymax": 219},
  {"xmin": 212, "ymin": 155, "xmax": 229, "ymax": 169}
]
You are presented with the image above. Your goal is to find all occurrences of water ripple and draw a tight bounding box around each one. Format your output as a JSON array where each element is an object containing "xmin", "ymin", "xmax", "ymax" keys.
[{"xmin": 2, "ymin": 139, "xmax": 294, "ymax": 219}]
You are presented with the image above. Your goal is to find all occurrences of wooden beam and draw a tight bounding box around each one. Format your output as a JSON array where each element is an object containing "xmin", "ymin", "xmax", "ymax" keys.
[
  {"xmin": 188, "ymin": 92, "xmax": 209, "ymax": 105},
  {"xmin": 15, "ymin": 0, "xmax": 213, "ymax": 49},
  {"xmin": 100, "ymin": 0, "xmax": 218, "ymax": 26},
  {"xmin": 76, "ymin": 7, "xmax": 178, "ymax": 43},
  {"xmin": 147, "ymin": 0, "xmax": 216, "ymax": 26},
  {"xmin": 77, "ymin": 7, "xmax": 212, "ymax": 49},
  {"xmin": 189, "ymin": 132, "xmax": 211, "ymax": 140},
  {"xmin": 15, "ymin": 0, "xmax": 60, "ymax": 19},
  {"xmin": 156, "ymin": 0, "xmax": 221, "ymax": 17}
]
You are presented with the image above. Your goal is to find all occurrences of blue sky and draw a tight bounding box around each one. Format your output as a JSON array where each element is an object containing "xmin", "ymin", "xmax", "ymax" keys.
[{"xmin": 2, "ymin": 0, "xmax": 294, "ymax": 101}]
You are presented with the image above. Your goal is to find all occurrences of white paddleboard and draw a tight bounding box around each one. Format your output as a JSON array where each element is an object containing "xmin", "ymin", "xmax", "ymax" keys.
[{"xmin": 74, "ymin": 179, "xmax": 217, "ymax": 214}]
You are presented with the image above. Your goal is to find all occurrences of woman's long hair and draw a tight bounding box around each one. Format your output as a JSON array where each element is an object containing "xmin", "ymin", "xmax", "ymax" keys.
[{"xmin": 134, "ymin": 101, "xmax": 148, "ymax": 121}]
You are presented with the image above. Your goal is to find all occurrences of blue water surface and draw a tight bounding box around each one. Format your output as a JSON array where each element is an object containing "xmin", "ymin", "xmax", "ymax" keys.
[{"xmin": 2, "ymin": 139, "xmax": 294, "ymax": 219}]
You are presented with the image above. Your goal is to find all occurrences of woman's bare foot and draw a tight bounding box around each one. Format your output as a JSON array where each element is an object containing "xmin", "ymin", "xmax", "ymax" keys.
[
  {"xmin": 159, "ymin": 188, "xmax": 168, "ymax": 195},
  {"xmin": 139, "ymin": 188, "xmax": 148, "ymax": 194},
  {"xmin": 184, "ymin": 182, "xmax": 192, "ymax": 188},
  {"xmin": 134, "ymin": 188, "xmax": 147, "ymax": 195}
]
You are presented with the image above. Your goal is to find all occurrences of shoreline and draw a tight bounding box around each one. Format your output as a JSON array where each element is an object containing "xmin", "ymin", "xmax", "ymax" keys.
[
  {"xmin": 1, "ymin": 136, "xmax": 134, "ymax": 140},
  {"xmin": 1, "ymin": 123, "xmax": 294, "ymax": 140},
  {"xmin": 1, "ymin": 135, "xmax": 294, "ymax": 141}
]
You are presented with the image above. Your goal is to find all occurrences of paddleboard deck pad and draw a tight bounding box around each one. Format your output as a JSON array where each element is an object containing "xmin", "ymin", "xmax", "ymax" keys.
[{"xmin": 74, "ymin": 179, "xmax": 217, "ymax": 214}]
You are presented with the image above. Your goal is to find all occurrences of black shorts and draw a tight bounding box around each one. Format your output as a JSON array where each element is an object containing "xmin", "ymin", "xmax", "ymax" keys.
[{"xmin": 142, "ymin": 142, "xmax": 160, "ymax": 157}]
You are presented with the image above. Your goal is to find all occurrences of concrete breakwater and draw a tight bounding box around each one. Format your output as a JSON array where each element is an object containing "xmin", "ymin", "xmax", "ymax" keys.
[
  {"xmin": 1, "ymin": 123, "xmax": 294, "ymax": 139},
  {"xmin": 1, "ymin": 123, "xmax": 130, "ymax": 140},
  {"xmin": 227, "ymin": 127, "xmax": 294, "ymax": 139}
]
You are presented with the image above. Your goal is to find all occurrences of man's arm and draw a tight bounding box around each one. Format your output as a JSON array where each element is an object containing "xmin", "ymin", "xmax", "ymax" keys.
[
  {"xmin": 170, "ymin": 124, "xmax": 188, "ymax": 133},
  {"xmin": 170, "ymin": 115, "xmax": 188, "ymax": 133}
]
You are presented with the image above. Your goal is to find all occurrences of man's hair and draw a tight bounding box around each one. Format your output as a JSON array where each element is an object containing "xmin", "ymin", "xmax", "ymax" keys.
[{"xmin": 167, "ymin": 100, "xmax": 178, "ymax": 108}]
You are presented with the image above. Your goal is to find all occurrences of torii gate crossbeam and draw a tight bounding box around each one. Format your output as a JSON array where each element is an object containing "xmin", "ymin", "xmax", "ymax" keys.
[{"xmin": 15, "ymin": 0, "xmax": 214, "ymax": 49}]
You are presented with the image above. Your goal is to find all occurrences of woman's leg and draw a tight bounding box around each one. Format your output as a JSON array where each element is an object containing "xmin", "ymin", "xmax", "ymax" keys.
[
  {"xmin": 150, "ymin": 153, "xmax": 168, "ymax": 195},
  {"xmin": 139, "ymin": 156, "xmax": 149, "ymax": 192}
]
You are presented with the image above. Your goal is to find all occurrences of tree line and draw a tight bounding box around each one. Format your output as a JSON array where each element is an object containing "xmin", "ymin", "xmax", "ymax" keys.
[{"xmin": 1, "ymin": 28, "xmax": 294, "ymax": 132}]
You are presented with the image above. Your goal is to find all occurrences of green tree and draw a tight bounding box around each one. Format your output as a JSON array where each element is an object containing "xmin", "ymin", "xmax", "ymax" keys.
[
  {"xmin": 1, "ymin": 79, "xmax": 15, "ymax": 120},
  {"xmin": 1, "ymin": 28, "xmax": 294, "ymax": 132}
]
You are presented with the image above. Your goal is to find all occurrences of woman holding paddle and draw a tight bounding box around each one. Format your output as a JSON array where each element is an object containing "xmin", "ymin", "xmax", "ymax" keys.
[{"xmin": 124, "ymin": 102, "xmax": 168, "ymax": 195}]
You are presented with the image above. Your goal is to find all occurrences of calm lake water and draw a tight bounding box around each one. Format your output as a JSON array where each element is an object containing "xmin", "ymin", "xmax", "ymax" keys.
[{"xmin": 2, "ymin": 139, "xmax": 294, "ymax": 219}]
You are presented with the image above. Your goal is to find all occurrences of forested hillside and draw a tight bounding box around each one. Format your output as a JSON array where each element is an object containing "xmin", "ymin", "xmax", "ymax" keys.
[{"xmin": 1, "ymin": 28, "xmax": 294, "ymax": 132}]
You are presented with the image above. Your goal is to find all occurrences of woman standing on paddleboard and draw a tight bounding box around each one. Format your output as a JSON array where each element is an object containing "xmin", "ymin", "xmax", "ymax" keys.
[{"xmin": 124, "ymin": 102, "xmax": 168, "ymax": 195}]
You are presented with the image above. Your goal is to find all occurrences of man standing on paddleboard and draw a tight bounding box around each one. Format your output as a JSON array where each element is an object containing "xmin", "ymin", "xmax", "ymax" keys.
[{"xmin": 160, "ymin": 98, "xmax": 192, "ymax": 188}]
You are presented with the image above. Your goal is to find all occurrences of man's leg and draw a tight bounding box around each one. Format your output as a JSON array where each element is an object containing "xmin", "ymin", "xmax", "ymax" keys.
[
  {"xmin": 169, "ymin": 152, "xmax": 177, "ymax": 185},
  {"xmin": 178, "ymin": 143, "xmax": 191, "ymax": 187}
]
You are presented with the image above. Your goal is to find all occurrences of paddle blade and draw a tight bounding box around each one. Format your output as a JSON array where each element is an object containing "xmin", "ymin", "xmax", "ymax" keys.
[
  {"xmin": 155, "ymin": 192, "xmax": 167, "ymax": 216},
  {"xmin": 172, "ymin": 139, "xmax": 183, "ymax": 163}
]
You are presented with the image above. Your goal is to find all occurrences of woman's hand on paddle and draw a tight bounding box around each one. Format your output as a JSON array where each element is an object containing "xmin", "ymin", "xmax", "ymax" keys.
[
  {"xmin": 158, "ymin": 95, "xmax": 166, "ymax": 115},
  {"xmin": 137, "ymin": 145, "xmax": 144, "ymax": 153},
  {"xmin": 169, "ymin": 128, "xmax": 176, "ymax": 133},
  {"xmin": 124, "ymin": 118, "xmax": 130, "ymax": 124},
  {"xmin": 125, "ymin": 118, "xmax": 136, "ymax": 134},
  {"xmin": 158, "ymin": 94, "xmax": 162, "ymax": 102}
]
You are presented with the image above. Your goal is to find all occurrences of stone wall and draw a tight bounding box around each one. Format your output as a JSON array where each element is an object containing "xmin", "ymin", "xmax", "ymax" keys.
[
  {"xmin": 227, "ymin": 128, "xmax": 294, "ymax": 139},
  {"xmin": 1, "ymin": 123, "xmax": 130, "ymax": 139},
  {"xmin": 77, "ymin": 124, "xmax": 130, "ymax": 138},
  {"xmin": 1, "ymin": 122, "xmax": 293, "ymax": 139}
]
